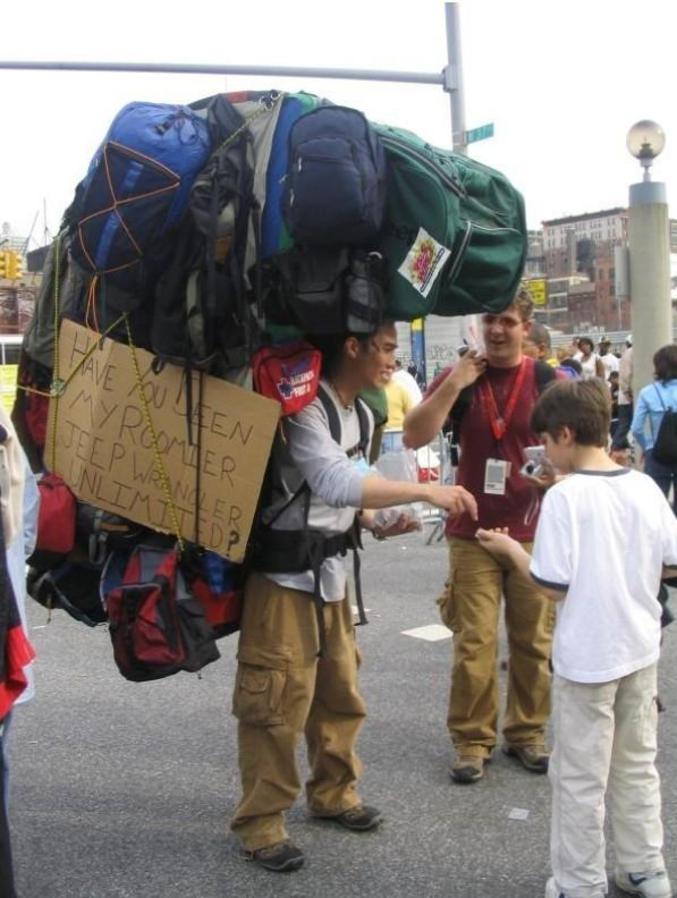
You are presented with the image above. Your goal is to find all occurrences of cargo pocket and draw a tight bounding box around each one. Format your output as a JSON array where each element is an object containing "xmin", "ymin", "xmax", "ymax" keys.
[
  {"xmin": 436, "ymin": 578, "xmax": 458, "ymax": 632},
  {"xmin": 232, "ymin": 661, "xmax": 287, "ymax": 727}
]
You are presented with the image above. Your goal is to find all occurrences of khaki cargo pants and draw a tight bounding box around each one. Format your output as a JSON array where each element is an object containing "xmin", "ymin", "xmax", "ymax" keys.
[
  {"xmin": 230, "ymin": 572, "xmax": 366, "ymax": 852},
  {"xmin": 440, "ymin": 537, "xmax": 555, "ymax": 758}
]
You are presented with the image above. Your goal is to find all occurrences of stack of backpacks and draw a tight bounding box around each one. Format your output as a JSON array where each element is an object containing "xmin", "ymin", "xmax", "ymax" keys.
[{"xmin": 14, "ymin": 88, "xmax": 527, "ymax": 682}]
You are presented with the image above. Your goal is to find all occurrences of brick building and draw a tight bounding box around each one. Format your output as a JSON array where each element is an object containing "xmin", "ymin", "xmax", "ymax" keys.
[{"xmin": 540, "ymin": 208, "xmax": 631, "ymax": 333}]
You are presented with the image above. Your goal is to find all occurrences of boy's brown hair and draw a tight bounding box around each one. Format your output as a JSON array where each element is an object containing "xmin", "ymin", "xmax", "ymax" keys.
[{"xmin": 531, "ymin": 378, "xmax": 610, "ymax": 446}]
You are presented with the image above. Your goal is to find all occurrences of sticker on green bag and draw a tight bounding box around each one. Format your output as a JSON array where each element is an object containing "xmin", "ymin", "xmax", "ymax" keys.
[{"xmin": 397, "ymin": 228, "xmax": 451, "ymax": 298}]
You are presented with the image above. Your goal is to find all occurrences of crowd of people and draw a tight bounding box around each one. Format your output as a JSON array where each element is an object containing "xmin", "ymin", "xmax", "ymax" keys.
[
  {"xmin": 3, "ymin": 293, "xmax": 677, "ymax": 898},
  {"xmin": 229, "ymin": 295, "xmax": 676, "ymax": 898}
]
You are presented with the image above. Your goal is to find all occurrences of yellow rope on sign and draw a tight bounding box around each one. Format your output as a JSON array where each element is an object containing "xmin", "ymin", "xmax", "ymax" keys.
[{"xmin": 18, "ymin": 312, "xmax": 129, "ymax": 403}]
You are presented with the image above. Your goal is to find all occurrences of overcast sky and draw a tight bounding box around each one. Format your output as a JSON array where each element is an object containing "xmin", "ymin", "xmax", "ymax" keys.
[{"xmin": 1, "ymin": 0, "xmax": 674, "ymax": 245}]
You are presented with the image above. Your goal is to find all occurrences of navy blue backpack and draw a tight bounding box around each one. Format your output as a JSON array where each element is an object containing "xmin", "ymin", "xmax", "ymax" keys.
[
  {"xmin": 70, "ymin": 102, "xmax": 212, "ymax": 294},
  {"xmin": 282, "ymin": 105, "xmax": 387, "ymax": 247}
]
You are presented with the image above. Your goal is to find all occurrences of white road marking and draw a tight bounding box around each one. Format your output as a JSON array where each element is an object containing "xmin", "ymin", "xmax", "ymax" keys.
[
  {"xmin": 401, "ymin": 624, "xmax": 452, "ymax": 642},
  {"xmin": 508, "ymin": 808, "xmax": 530, "ymax": 821}
]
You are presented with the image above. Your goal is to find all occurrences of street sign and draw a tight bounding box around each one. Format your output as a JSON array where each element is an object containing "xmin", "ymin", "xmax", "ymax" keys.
[
  {"xmin": 464, "ymin": 123, "xmax": 494, "ymax": 144},
  {"xmin": 527, "ymin": 279, "xmax": 547, "ymax": 307}
]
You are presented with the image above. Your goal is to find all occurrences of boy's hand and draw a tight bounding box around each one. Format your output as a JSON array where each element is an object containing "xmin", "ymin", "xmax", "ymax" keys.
[{"xmin": 475, "ymin": 527, "xmax": 517, "ymax": 558}]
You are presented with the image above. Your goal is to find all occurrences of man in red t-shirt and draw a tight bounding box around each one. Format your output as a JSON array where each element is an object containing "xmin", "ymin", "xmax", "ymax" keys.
[{"xmin": 404, "ymin": 291, "xmax": 555, "ymax": 784}]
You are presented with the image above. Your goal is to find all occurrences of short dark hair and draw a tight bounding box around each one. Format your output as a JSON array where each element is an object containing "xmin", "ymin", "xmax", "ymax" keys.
[
  {"xmin": 558, "ymin": 357, "xmax": 582, "ymax": 376},
  {"xmin": 310, "ymin": 332, "xmax": 370, "ymax": 378},
  {"xmin": 531, "ymin": 379, "xmax": 610, "ymax": 446},
  {"xmin": 529, "ymin": 322, "xmax": 551, "ymax": 350},
  {"xmin": 653, "ymin": 344, "xmax": 677, "ymax": 383},
  {"xmin": 578, "ymin": 337, "xmax": 594, "ymax": 352}
]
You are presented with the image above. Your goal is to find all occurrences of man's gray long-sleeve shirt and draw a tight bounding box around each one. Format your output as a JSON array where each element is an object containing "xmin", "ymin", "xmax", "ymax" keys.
[{"xmin": 262, "ymin": 381, "xmax": 374, "ymax": 602}]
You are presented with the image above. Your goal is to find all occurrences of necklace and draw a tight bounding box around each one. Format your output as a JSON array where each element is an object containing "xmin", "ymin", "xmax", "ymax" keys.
[{"xmin": 328, "ymin": 380, "xmax": 354, "ymax": 410}]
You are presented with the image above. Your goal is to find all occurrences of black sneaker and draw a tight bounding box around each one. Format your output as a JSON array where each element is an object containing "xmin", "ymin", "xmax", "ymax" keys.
[
  {"xmin": 241, "ymin": 839, "xmax": 305, "ymax": 873},
  {"xmin": 316, "ymin": 805, "xmax": 383, "ymax": 832}
]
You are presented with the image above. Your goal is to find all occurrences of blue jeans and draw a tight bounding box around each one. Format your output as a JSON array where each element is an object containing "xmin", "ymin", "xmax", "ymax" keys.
[
  {"xmin": 1, "ymin": 713, "xmax": 11, "ymax": 814},
  {"xmin": 644, "ymin": 450, "xmax": 677, "ymax": 514},
  {"xmin": 0, "ymin": 713, "xmax": 15, "ymax": 898},
  {"xmin": 381, "ymin": 431, "xmax": 404, "ymax": 454}
]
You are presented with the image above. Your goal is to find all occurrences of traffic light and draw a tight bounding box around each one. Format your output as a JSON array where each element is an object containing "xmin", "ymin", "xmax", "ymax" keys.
[
  {"xmin": 6, "ymin": 251, "xmax": 22, "ymax": 280},
  {"xmin": 0, "ymin": 251, "xmax": 8, "ymax": 279}
]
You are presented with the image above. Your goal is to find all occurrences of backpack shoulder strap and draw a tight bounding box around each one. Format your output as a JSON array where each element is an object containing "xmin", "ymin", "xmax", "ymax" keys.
[
  {"xmin": 654, "ymin": 383, "xmax": 667, "ymax": 410},
  {"xmin": 354, "ymin": 396, "xmax": 371, "ymax": 457},
  {"xmin": 534, "ymin": 360, "xmax": 557, "ymax": 393},
  {"xmin": 317, "ymin": 383, "xmax": 371, "ymax": 458},
  {"xmin": 448, "ymin": 383, "xmax": 474, "ymax": 436},
  {"xmin": 317, "ymin": 383, "xmax": 341, "ymax": 443}
]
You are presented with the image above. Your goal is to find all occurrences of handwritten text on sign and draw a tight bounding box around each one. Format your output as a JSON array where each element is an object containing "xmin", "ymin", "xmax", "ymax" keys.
[{"xmin": 46, "ymin": 320, "xmax": 280, "ymax": 562}]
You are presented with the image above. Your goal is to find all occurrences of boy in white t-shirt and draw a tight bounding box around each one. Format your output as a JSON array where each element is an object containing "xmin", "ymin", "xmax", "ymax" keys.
[{"xmin": 477, "ymin": 378, "xmax": 677, "ymax": 898}]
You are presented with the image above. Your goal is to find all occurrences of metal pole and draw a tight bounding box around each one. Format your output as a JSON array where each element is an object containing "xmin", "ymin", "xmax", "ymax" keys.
[
  {"xmin": 628, "ymin": 179, "xmax": 671, "ymax": 394},
  {"xmin": 445, "ymin": 2, "xmax": 467, "ymax": 154},
  {"xmin": 0, "ymin": 59, "xmax": 444, "ymax": 86}
]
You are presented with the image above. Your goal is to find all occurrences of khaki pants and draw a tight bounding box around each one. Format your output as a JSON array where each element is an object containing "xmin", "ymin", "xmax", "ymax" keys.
[
  {"xmin": 441, "ymin": 537, "xmax": 554, "ymax": 757},
  {"xmin": 550, "ymin": 664, "xmax": 664, "ymax": 898},
  {"xmin": 230, "ymin": 573, "xmax": 366, "ymax": 851}
]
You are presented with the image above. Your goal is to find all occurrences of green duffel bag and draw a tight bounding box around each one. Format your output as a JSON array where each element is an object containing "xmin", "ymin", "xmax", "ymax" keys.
[{"xmin": 375, "ymin": 124, "xmax": 527, "ymax": 321}]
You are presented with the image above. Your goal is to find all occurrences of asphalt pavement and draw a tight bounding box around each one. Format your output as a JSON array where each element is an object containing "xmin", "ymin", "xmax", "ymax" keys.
[{"xmin": 8, "ymin": 529, "xmax": 677, "ymax": 898}]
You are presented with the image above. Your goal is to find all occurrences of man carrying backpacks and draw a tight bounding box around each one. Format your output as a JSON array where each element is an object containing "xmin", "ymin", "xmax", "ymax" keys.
[
  {"xmin": 230, "ymin": 320, "xmax": 477, "ymax": 872},
  {"xmin": 403, "ymin": 290, "xmax": 556, "ymax": 785}
]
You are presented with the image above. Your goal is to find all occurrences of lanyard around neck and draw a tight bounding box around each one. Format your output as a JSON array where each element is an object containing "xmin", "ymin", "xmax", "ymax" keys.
[{"xmin": 479, "ymin": 360, "xmax": 528, "ymax": 441}]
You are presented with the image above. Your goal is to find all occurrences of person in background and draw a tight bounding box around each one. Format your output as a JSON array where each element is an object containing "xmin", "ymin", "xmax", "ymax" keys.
[
  {"xmin": 598, "ymin": 336, "xmax": 620, "ymax": 380},
  {"xmin": 478, "ymin": 378, "xmax": 677, "ymax": 898},
  {"xmin": 556, "ymin": 357, "xmax": 583, "ymax": 380},
  {"xmin": 0, "ymin": 408, "xmax": 39, "ymax": 898},
  {"xmin": 611, "ymin": 335, "xmax": 633, "ymax": 461},
  {"xmin": 523, "ymin": 322, "xmax": 558, "ymax": 367},
  {"xmin": 382, "ymin": 370, "xmax": 413, "ymax": 453},
  {"xmin": 608, "ymin": 371, "xmax": 620, "ymax": 439},
  {"xmin": 382, "ymin": 361, "xmax": 422, "ymax": 454},
  {"xmin": 404, "ymin": 290, "xmax": 555, "ymax": 785},
  {"xmin": 576, "ymin": 337, "xmax": 605, "ymax": 380},
  {"xmin": 392, "ymin": 359, "xmax": 422, "ymax": 406},
  {"xmin": 631, "ymin": 344, "xmax": 677, "ymax": 513}
]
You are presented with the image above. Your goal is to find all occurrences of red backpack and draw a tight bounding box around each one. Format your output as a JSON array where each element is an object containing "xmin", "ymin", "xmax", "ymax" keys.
[
  {"xmin": 252, "ymin": 341, "xmax": 321, "ymax": 416},
  {"xmin": 105, "ymin": 544, "xmax": 220, "ymax": 682},
  {"xmin": 28, "ymin": 473, "xmax": 78, "ymax": 570}
]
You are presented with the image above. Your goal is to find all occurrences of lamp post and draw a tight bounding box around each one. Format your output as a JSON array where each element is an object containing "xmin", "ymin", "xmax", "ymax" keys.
[{"xmin": 627, "ymin": 120, "xmax": 671, "ymax": 394}]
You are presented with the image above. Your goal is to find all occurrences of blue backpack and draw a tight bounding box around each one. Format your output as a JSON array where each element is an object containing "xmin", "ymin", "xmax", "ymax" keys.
[
  {"xmin": 70, "ymin": 102, "xmax": 212, "ymax": 293},
  {"xmin": 282, "ymin": 105, "xmax": 387, "ymax": 247}
]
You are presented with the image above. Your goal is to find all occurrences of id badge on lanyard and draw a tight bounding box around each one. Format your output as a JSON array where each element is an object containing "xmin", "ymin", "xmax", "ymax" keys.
[
  {"xmin": 479, "ymin": 362, "xmax": 526, "ymax": 496},
  {"xmin": 484, "ymin": 457, "xmax": 510, "ymax": 495}
]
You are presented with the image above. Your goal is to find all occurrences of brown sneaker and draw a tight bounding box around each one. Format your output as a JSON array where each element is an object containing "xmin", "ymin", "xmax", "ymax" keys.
[
  {"xmin": 315, "ymin": 804, "xmax": 383, "ymax": 832},
  {"xmin": 503, "ymin": 743, "xmax": 549, "ymax": 774},
  {"xmin": 450, "ymin": 755, "xmax": 485, "ymax": 784},
  {"xmin": 240, "ymin": 839, "xmax": 305, "ymax": 872}
]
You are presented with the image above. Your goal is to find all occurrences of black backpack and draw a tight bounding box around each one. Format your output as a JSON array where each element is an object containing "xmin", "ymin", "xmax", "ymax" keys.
[
  {"xmin": 282, "ymin": 105, "xmax": 387, "ymax": 246},
  {"xmin": 651, "ymin": 385, "xmax": 677, "ymax": 466},
  {"xmin": 150, "ymin": 94, "xmax": 258, "ymax": 372},
  {"xmin": 263, "ymin": 246, "xmax": 386, "ymax": 336}
]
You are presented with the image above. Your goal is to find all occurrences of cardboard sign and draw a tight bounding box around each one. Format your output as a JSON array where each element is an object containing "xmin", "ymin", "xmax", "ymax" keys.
[{"xmin": 46, "ymin": 320, "xmax": 280, "ymax": 562}]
